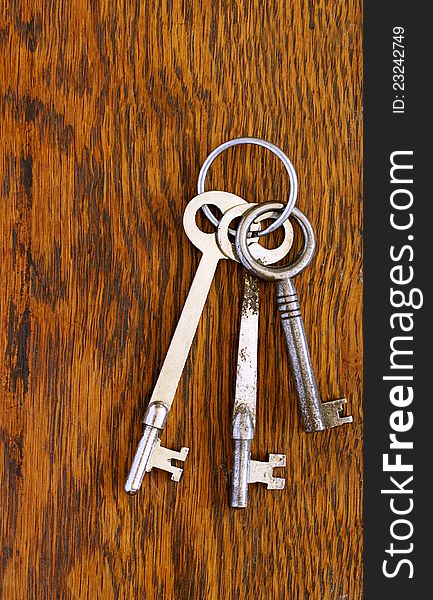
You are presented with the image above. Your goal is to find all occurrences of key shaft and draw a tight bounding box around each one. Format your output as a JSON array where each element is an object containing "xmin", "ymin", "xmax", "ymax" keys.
[{"xmin": 150, "ymin": 253, "xmax": 220, "ymax": 412}]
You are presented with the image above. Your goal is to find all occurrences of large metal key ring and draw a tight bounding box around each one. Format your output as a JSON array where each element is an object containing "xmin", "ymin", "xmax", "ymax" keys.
[
  {"xmin": 198, "ymin": 138, "xmax": 298, "ymax": 237},
  {"xmin": 235, "ymin": 203, "xmax": 316, "ymax": 280}
]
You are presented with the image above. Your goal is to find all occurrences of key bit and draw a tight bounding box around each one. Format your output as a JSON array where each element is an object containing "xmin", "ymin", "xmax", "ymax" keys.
[
  {"xmin": 231, "ymin": 407, "xmax": 286, "ymax": 508},
  {"xmin": 146, "ymin": 439, "xmax": 189, "ymax": 482},
  {"xmin": 125, "ymin": 402, "xmax": 189, "ymax": 494},
  {"xmin": 232, "ymin": 449, "xmax": 286, "ymax": 508},
  {"xmin": 320, "ymin": 398, "xmax": 353, "ymax": 428},
  {"xmin": 249, "ymin": 455, "xmax": 286, "ymax": 489}
]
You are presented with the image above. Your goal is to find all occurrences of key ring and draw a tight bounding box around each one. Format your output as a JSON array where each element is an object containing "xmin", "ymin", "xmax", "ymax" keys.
[
  {"xmin": 235, "ymin": 203, "xmax": 316, "ymax": 281},
  {"xmin": 198, "ymin": 137, "xmax": 298, "ymax": 237}
]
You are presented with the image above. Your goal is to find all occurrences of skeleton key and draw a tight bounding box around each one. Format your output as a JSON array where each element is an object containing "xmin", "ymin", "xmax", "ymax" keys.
[
  {"xmin": 235, "ymin": 203, "xmax": 353, "ymax": 433},
  {"xmin": 125, "ymin": 191, "xmax": 249, "ymax": 493},
  {"xmin": 217, "ymin": 204, "xmax": 292, "ymax": 507},
  {"xmin": 125, "ymin": 191, "xmax": 281, "ymax": 494}
]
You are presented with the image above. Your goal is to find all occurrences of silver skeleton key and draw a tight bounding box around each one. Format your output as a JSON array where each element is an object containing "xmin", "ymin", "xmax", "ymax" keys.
[
  {"xmin": 125, "ymin": 192, "xmax": 285, "ymax": 494},
  {"xmin": 126, "ymin": 191, "xmax": 247, "ymax": 493},
  {"xmin": 217, "ymin": 204, "xmax": 292, "ymax": 507},
  {"xmin": 235, "ymin": 203, "xmax": 353, "ymax": 433}
]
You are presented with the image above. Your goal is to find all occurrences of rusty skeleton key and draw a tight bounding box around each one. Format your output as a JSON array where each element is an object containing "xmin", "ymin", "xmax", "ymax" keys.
[{"xmin": 235, "ymin": 203, "xmax": 353, "ymax": 433}]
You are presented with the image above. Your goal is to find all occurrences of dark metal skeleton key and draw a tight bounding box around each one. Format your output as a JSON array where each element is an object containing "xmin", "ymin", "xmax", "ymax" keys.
[{"xmin": 235, "ymin": 203, "xmax": 353, "ymax": 433}]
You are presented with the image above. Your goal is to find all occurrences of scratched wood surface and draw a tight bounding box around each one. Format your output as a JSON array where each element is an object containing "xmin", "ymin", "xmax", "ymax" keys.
[{"xmin": 0, "ymin": 1, "xmax": 362, "ymax": 598}]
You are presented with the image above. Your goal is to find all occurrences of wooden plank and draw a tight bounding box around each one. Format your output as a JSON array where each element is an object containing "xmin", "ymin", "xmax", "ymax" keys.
[{"xmin": 0, "ymin": 0, "xmax": 362, "ymax": 597}]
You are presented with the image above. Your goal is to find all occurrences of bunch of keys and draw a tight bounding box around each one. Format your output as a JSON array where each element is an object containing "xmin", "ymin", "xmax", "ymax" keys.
[{"xmin": 125, "ymin": 138, "xmax": 352, "ymax": 508}]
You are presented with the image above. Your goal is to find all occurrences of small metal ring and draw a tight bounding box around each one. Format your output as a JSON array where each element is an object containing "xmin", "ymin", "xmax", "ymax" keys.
[
  {"xmin": 235, "ymin": 203, "xmax": 316, "ymax": 281},
  {"xmin": 198, "ymin": 137, "xmax": 298, "ymax": 237}
]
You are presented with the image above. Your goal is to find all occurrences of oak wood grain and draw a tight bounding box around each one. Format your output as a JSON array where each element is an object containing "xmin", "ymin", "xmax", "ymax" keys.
[{"xmin": 0, "ymin": 0, "xmax": 362, "ymax": 598}]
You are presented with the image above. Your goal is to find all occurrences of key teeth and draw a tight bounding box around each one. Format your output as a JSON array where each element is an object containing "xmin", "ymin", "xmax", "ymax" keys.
[
  {"xmin": 249, "ymin": 454, "xmax": 286, "ymax": 490},
  {"xmin": 267, "ymin": 454, "xmax": 286, "ymax": 489},
  {"xmin": 147, "ymin": 439, "xmax": 189, "ymax": 482},
  {"xmin": 321, "ymin": 398, "xmax": 353, "ymax": 428},
  {"xmin": 269, "ymin": 453, "xmax": 287, "ymax": 467}
]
